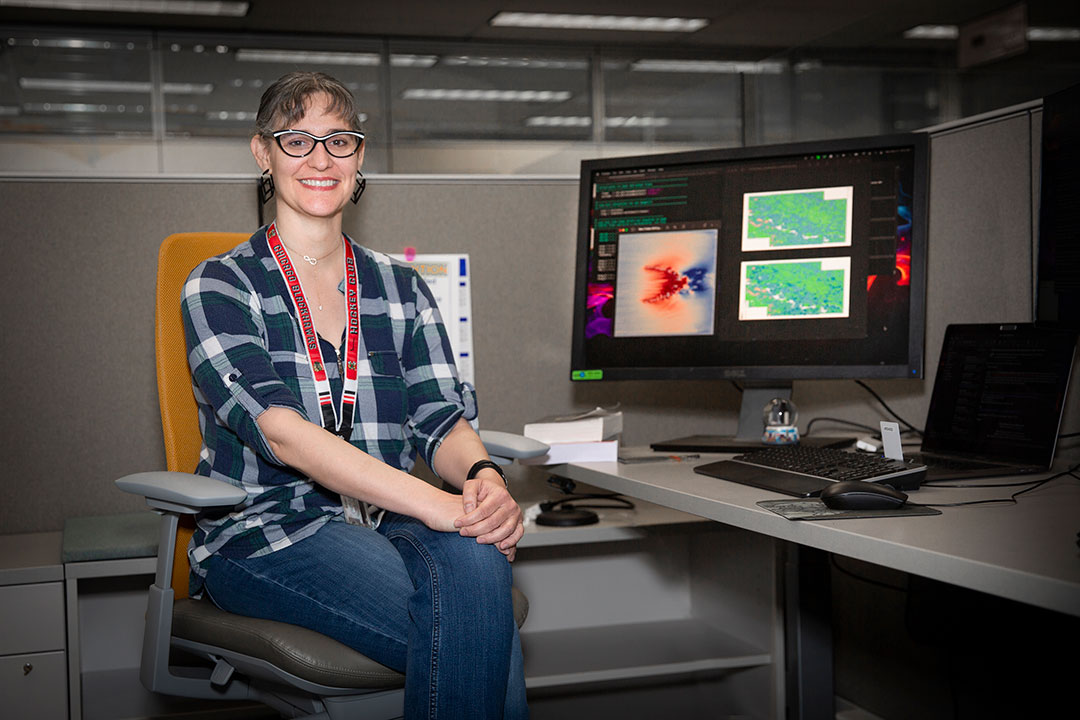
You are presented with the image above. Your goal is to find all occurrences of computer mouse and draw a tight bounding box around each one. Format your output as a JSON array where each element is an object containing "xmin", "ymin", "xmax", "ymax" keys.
[{"xmin": 819, "ymin": 480, "xmax": 908, "ymax": 510}]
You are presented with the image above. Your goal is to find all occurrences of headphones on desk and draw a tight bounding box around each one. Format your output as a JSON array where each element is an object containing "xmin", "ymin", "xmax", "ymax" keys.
[{"xmin": 537, "ymin": 476, "xmax": 635, "ymax": 526}]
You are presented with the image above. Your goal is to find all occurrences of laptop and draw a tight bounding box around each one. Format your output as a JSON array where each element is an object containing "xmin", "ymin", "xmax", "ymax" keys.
[{"xmin": 906, "ymin": 323, "xmax": 1078, "ymax": 481}]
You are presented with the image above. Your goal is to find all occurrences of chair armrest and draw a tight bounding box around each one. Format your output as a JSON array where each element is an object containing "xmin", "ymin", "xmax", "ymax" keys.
[
  {"xmin": 116, "ymin": 471, "xmax": 246, "ymax": 513},
  {"xmin": 479, "ymin": 430, "xmax": 548, "ymax": 465}
]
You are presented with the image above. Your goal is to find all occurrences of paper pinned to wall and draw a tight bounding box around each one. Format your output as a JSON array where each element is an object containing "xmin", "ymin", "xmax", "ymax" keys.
[{"xmin": 389, "ymin": 253, "xmax": 475, "ymax": 387}]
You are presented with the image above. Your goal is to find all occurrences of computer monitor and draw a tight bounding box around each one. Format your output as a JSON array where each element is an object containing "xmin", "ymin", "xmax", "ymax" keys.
[{"xmin": 569, "ymin": 132, "xmax": 929, "ymax": 451}]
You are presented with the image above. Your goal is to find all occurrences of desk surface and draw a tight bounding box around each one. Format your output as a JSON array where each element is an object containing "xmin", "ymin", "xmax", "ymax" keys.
[{"xmin": 560, "ymin": 451, "xmax": 1080, "ymax": 618}]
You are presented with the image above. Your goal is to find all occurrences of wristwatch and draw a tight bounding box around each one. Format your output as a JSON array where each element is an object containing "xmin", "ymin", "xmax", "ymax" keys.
[{"xmin": 466, "ymin": 459, "xmax": 508, "ymax": 489}]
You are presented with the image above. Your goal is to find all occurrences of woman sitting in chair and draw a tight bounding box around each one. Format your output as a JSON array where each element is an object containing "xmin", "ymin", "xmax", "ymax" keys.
[{"xmin": 181, "ymin": 71, "xmax": 527, "ymax": 719}]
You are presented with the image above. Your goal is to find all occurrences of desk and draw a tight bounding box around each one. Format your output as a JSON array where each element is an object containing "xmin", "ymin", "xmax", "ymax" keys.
[{"xmin": 559, "ymin": 452, "xmax": 1080, "ymax": 718}]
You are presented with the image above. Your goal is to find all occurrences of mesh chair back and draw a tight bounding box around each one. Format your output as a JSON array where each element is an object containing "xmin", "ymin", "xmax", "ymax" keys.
[{"xmin": 156, "ymin": 232, "xmax": 247, "ymax": 598}]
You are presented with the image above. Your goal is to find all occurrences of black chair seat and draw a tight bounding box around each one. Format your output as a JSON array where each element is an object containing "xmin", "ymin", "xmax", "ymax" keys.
[{"xmin": 172, "ymin": 587, "xmax": 529, "ymax": 690}]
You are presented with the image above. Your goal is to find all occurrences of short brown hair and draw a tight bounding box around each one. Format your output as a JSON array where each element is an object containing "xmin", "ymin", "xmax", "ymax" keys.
[{"xmin": 254, "ymin": 71, "xmax": 364, "ymax": 138}]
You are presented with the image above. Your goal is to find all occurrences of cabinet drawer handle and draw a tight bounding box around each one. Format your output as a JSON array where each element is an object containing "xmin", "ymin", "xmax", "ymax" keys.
[{"xmin": 24, "ymin": 662, "xmax": 33, "ymax": 675}]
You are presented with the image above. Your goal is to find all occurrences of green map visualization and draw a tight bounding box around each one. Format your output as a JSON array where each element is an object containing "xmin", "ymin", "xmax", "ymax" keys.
[
  {"xmin": 746, "ymin": 189, "xmax": 849, "ymax": 248},
  {"xmin": 742, "ymin": 260, "xmax": 847, "ymax": 318}
]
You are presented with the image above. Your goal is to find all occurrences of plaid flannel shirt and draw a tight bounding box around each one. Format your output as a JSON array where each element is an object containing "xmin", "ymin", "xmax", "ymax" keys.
[{"xmin": 181, "ymin": 226, "xmax": 473, "ymax": 595}]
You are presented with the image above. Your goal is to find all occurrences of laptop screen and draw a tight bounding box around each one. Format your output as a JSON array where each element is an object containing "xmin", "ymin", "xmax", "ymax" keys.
[{"xmin": 921, "ymin": 323, "xmax": 1078, "ymax": 467}]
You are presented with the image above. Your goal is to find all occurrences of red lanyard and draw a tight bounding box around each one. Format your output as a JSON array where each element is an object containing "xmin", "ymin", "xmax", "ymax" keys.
[{"xmin": 267, "ymin": 222, "xmax": 360, "ymax": 439}]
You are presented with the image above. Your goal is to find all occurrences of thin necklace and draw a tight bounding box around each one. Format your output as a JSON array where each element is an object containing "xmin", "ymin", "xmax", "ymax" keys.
[
  {"xmin": 277, "ymin": 232, "xmax": 341, "ymax": 266},
  {"xmin": 280, "ymin": 237, "xmax": 342, "ymax": 310},
  {"xmin": 300, "ymin": 245, "xmax": 340, "ymax": 266}
]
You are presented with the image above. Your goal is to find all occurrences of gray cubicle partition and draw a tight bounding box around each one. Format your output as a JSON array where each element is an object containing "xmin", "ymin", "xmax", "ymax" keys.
[{"xmin": 2, "ymin": 100, "xmax": 1074, "ymax": 535}]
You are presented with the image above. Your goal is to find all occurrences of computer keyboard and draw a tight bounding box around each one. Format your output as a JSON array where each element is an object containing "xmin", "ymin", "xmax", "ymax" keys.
[{"xmin": 694, "ymin": 445, "xmax": 926, "ymax": 497}]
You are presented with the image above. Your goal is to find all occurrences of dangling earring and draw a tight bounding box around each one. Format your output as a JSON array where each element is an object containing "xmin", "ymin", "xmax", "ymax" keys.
[
  {"xmin": 258, "ymin": 168, "xmax": 275, "ymax": 204},
  {"xmin": 351, "ymin": 171, "xmax": 366, "ymax": 204}
]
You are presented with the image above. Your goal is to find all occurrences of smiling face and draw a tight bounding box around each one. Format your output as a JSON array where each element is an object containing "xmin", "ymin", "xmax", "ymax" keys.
[{"xmin": 251, "ymin": 92, "xmax": 365, "ymax": 226}]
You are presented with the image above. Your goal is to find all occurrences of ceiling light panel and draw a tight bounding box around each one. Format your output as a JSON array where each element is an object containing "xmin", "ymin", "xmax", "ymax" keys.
[
  {"xmin": 235, "ymin": 49, "xmax": 381, "ymax": 66},
  {"xmin": 441, "ymin": 56, "xmax": 588, "ymax": 70},
  {"xmin": 631, "ymin": 59, "xmax": 785, "ymax": 74},
  {"xmin": 390, "ymin": 54, "xmax": 439, "ymax": 68},
  {"xmin": 0, "ymin": 0, "xmax": 248, "ymax": 15},
  {"xmin": 902, "ymin": 25, "xmax": 960, "ymax": 40},
  {"xmin": 904, "ymin": 24, "xmax": 1080, "ymax": 42},
  {"xmin": 19, "ymin": 77, "xmax": 211, "ymax": 93},
  {"xmin": 1026, "ymin": 27, "xmax": 1080, "ymax": 42},
  {"xmin": 524, "ymin": 115, "xmax": 673, "ymax": 127},
  {"xmin": 23, "ymin": 101, "xmax": 142, "ymax": 113},
  {"xmin": 401, "ymin": 88, "xmax": 572, "ymax": 102},
  {"xmin": 490, "ymin": 12, "xmax": 708, "ymax": 33},
  {"xmin": 4, "ymin": 36, "xmax": 146, "ymax": 50}
]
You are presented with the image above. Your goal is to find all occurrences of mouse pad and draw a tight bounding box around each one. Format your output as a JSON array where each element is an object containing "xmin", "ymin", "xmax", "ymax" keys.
[{"xmin": 757, "ymin": 499, "xmax": 942, "ymax": 521}]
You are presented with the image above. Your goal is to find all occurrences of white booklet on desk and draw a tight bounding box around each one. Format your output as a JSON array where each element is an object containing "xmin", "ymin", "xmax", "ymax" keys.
[
  {"xmin": 519, "ymin": 439, "xmax": 619, "ymax": 465},
  {"xmin": 523, "ymin": 406, "xmax": 623, "ymax": 444}
]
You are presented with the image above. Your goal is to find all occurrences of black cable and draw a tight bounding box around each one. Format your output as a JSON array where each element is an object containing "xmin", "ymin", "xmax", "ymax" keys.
[
  {"xmin": 1059, "ymin": 431, "xmax": 1080, "ymax": 439},
  {"xmin": 854, "ymin": 379, "xmax": 923, "ymax": 437},
  {"xmin": 912, "ymin": 463, "xmax": 1079, "ymax": 508},
  {"xmin": 540, "ymin": 494, "xmax": 636, "ymax": 513},
  {"xmin": 546, "ymin": 475, "xmax": 578, "ymax": 494},
  {"xmin": 804, "ymin": 416, "xmax": 879, "ymax": 436},
  {"xmin": 830, "ymin": 555, "xmax": 908, "ymax": 593},
  {"xmin": 544, "ymin": 475, "xmax": 636, "ymax": 512}
]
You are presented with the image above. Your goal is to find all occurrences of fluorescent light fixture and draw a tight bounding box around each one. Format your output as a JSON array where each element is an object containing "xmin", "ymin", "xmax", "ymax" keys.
[
  {"xmin": 23, "ymin": 101, "xmax": 142, "ymax": 113},
  {"xmin": 19, "ymin": 78, "xmax": 212, "ymax": 94},
  {"xmin": 904, "ymin": 24, "xmax": 1080, "ymax": 42},
  {"xmin": 5, "ymin": 36, "xmax": 143, "ymax": 50},
  {"xmin": 202, "ymin": 108, "xmax": 366, "ymax": 123},
  {"xmin": 525, "ymin": 115, "xmax": 592, "ymax": 127},
  {"xmin": 0, "ymin": 0, "xmax": 249, "ymax": 16},
  {"xmin": 401, "ymin": 88, "xmax": 572, "ymax": 102},
  {"xmin": 442, "ymin": 55, "xmax": 588, "ymax": 70},
  {"xmin": 162, "ymin": 82, "xmax": 214, "ymax": 94},
  {"xmin": 235, "ymin": 49, "xmax": 381, "ymax": 66},
  {"xmin": 631, "ymin": 59, "xmax": 785, "ymax": 74},
  {"xmin": 606, "ymin": 116, "xmax": 671, "ymax": 128},
  {"xmin": 1027, "ymin": 27, "xmax": 1080, "ymax": 41},
  {"xmin": 0, "ymin": 105, "xmax": 20, "ymax": 115},
  {"xmin": 793, "ymin": 60, "xmax": 823, "ymax": 73},
  {"xmin": 525, "ymin": 115, "xmax": 672, "ymax": 128},
  {"xmin": 390, "ymin": 54, "xmax": 439, "ymax": 68},
  {"xmin": 903, "ymin": 25, "xmax": 959, "ymax": 40},
  {"xmin": 490, "ymin": 12, "xmax": 708, "ymax": 33},
  {"xmin": 20, "ymin": 78, "xmax": 150, "ymax": 93},
  {"xmin": 207, "ymin": 110, "xmax": 257, "ymax": 121}
]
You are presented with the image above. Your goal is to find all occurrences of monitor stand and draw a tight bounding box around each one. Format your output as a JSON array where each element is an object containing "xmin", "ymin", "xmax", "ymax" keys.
[{"xmin": 650, "ymin": 384, "xmax": 854, "ymax": 453}]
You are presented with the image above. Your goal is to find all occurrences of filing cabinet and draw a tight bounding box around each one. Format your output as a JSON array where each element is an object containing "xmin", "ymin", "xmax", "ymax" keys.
[{"xmin": 0, "ymin": 532, "xmax": 67, "ymax": 720}]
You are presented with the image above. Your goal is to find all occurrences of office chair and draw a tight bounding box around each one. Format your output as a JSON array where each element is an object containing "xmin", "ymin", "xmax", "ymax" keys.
[{"xmin": 116, "ymin": 232, "xmax": 541, "ymax": 719}]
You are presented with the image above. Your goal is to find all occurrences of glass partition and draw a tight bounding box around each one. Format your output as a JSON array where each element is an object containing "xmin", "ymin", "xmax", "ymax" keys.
[
  {"xmin": 388, "ymin": 43, "xmax": 592, "ymax": 142},
  {"xmin": 0, "ymin": 28, "xmax": 153, "ymax": 136},
  {"xmin": 0, "ymin": 24, "xmax": 1073, "ymax": 175},
  {"xmin": 600, "ymin": 56, "xmax": 750, "ymax": 146}
]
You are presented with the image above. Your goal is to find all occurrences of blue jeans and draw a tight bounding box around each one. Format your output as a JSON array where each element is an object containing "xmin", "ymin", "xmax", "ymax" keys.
[{"xmin": 201, "ymin": 513, "xmax": 528, "ymax": 719}]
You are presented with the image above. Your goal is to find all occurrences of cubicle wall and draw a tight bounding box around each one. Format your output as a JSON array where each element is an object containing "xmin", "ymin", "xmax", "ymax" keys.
[{"xmin": 2, "ymin": 101, "xmax": 1075, "ymax": 534}]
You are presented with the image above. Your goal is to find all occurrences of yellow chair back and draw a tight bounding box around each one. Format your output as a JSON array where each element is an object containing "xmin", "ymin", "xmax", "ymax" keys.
[{"xmin": 156, "ymin": 232, "xmax": 248, "ymax": 598}]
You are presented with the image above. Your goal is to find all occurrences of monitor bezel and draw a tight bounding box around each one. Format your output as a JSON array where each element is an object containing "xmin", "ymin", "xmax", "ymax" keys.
[{"xmin": 569, "ymin": 131, "xmax": 929, "ymax": 382}]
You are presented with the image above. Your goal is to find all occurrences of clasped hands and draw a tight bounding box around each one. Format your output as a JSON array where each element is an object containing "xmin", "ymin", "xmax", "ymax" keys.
[{"xmin": 454, "ymin": 473, "xmax": 525, "ymax": 562}]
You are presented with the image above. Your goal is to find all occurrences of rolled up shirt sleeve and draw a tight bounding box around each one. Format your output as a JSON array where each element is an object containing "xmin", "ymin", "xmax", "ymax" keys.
[
  {"xmin": 401, "ymin": 271, "xmax": 473, "ymax": 469},
  {"xmin": 182, "ymin": 258, "xmax": 307, "ymax": 465}
]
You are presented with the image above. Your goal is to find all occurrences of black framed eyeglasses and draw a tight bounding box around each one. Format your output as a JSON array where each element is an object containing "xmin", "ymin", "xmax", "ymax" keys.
[{"xmin": 272, "ymin": 129, "xmax": 365, "ymax": 158}]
